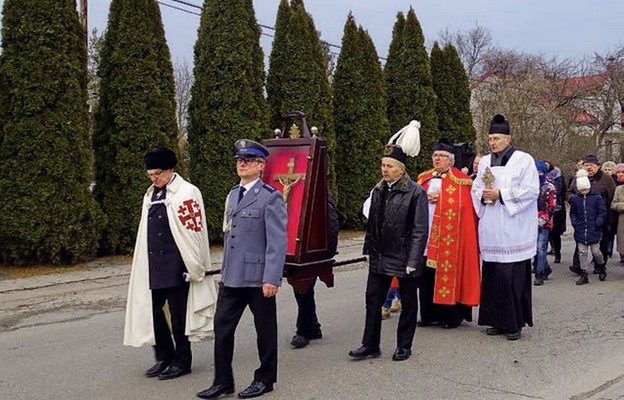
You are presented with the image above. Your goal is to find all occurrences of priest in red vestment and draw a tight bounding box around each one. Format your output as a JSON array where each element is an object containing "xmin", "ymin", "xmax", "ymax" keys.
[{"xmin": 416, "ymin": 139, "xmax": 481, "ymax": 329}]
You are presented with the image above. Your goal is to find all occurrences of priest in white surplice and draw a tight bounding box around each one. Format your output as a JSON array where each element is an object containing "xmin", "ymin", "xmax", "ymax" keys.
[{"xmin": 471, "ymin": 115, "xmax": 539, "ymax": 341}]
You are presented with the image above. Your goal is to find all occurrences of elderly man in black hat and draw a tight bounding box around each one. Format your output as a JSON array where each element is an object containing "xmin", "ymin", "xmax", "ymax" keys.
[
  {"xmin": 349, "ymin": 121, "xmax": 428, "ymax": 362},
  {"xmin": 198, "ymin": 139, "xmax": 287, "ymax": 399},
  {"xmin": 471, "ymin": 114, "xmax": 539, "ymax": 341},
  {"xmin": 124, "ymin": 147, "xmax": 216, "ymax": 380},
  {"xmin": 567, "ymin": 154, "xmax": 616, "ymax": 279}
]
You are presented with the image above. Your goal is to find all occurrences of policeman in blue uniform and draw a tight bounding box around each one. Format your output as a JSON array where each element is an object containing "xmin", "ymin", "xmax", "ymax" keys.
[{"xmin": 197, "ymin": 139, "xmax": 288, "ymax": 400}]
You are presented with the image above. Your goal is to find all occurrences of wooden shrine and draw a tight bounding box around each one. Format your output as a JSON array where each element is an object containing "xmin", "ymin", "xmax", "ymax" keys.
[{"xmin": 262, "ymin": 111, "xmax": 334, "ymax": 292}]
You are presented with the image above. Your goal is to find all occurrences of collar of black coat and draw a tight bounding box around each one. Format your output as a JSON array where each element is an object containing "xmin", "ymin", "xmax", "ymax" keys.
[{"xmin": 375, "ymin": 173, "xmax": 411, "ymax": 192}]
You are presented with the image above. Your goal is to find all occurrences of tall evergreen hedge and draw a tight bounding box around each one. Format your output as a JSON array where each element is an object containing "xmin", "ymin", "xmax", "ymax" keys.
[
  {"xmin": 431, "ymin": 42, "xmax": 476, "ymax": 144},
  {"xmin": 93, "ymin": 0, "xmax": 179, "ymax": 254},
  {"xmin": 266, "ymin": 0, "xmax": 336, "ymax": 196},
  {"xmin": 333, "ymin": 14, "xmax": 389, "ymax": 227},
  {"xmin": 385, "ymin": 12, "xmax": 406, "ymax": 135},
  {"xmin": 385, "ymin": 8, "xmax": 439, "ymax": 175},
  {"xmin": 0, "ymin": 0, "xmax": 100, "ymax": 265},
  {"xmin": 187, "ymin": 0, "xmax": 269, "ymax": 241}
]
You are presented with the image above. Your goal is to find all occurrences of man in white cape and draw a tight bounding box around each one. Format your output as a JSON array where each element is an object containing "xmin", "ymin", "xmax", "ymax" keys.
[
  {"xmin": 124, "ymin": 147, "xmax": 216, "ymax": 380},
  {"xmin": 471, "ymin": 115, "xmax": 539, "ymax": 341}
]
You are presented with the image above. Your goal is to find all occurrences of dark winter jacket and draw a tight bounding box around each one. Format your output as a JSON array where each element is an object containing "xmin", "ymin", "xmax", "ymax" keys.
[
  {"xmin": 567, "ymin": 169, "xmax": 615, "ymax": 226},
  {"xmin": 569, "ymin": 190, "xmax": 607, "ymax": 245},
  {"xmin": 364, "ymin": 173, "xmax": 428, "ymax": 277}
]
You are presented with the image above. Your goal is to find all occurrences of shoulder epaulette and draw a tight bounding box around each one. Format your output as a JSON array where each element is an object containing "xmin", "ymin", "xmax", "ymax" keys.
[{"xmin": 263, "ymin": 183, "xmax": 277, "ymax": 193}]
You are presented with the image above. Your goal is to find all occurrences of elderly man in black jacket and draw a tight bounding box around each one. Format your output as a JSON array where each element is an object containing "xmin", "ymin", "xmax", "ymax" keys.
[{"xmin": 349, "ymin": 121, "xmax": 428, "ymax": 362}]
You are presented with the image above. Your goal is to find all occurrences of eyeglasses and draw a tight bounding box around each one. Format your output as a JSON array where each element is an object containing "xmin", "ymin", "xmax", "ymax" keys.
[
  {"xmin": 236, "ymin": 157, "xmax": 261, "ymax": 165},
  {"xmin": 146, "ymin": 169, "xmax": 164, "ymax": 178},
  {"xmin": 432, "ymin": 153, "xmax": 450, "ymax": 159}
]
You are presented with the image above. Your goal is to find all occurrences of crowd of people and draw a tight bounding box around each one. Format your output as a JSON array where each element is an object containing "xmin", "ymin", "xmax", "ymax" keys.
[{"xmin": 121, "ymin": 113, "xmax": 623, "ymax": 398}]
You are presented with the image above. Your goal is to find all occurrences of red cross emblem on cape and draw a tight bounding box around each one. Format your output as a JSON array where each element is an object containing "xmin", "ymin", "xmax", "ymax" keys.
[{"xmin": 177, "ymin": 199, "xmax": 203, "ymax": 232}]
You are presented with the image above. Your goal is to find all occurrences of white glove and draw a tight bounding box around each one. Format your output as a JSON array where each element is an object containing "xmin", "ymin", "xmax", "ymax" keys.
[
  {"xmin": 182, "ymin": 272, "xmax": 191, "ymax": 282},
  {"xmin": 406, "ymin": 266, "xmax": 416, "ymax": 274}
]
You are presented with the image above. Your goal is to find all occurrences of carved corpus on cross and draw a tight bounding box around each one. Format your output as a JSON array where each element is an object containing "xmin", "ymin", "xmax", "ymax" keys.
[{"xmin": 273, "ymin": 157, "xmax": 306, "ymax": 210}]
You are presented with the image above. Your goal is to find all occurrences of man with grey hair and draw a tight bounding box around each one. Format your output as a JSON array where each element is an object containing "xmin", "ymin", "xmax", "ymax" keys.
[{"xmin": 416, "ymin": 139, "xmax": 480, "ymax": 329}]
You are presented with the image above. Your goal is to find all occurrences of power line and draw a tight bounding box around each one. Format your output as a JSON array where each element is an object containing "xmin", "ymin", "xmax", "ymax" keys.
[
  {"xmin": 157, "ymin": 1, "xmax": 200, "ymax": 17},
  {"xmin": 162, "ymin": 0, "xmax": 381, "ymax": 59}
]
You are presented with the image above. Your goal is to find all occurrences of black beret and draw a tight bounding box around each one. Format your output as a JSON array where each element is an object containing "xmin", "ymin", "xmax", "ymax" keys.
[
  {"xmin": 489, "ymin": 114, "xmax": 510, "ymax": 135},
  {"xmin": 583, "ymin": 154, "xmax": 601, "ymax": 165},
  {"xmin": 432, "ymin": 138, "xmax": 455, "ymax": 154},
  {"xmin": 144, "ymin": 147, "xmax": 177, "ymax": 170}
]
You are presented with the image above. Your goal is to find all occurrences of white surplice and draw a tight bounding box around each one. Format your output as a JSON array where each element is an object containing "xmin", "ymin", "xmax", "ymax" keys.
[{"xmin": 471, "ymin": 150, "xmax": 539, "ymax": 263}]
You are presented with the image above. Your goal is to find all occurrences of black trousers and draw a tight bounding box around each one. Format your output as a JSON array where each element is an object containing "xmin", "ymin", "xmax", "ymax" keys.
[
  {"xmin": 151, "ymin": 284, "xmax": 191, "ymax": 368},
  {"xmin": 293, "ymin": 279, "xmax": 322, "ymax": 338},
  {"xmin": 362, "ymin": 272, "xmax": 419, "ymax": 350},
  {"xmin": 213, "ymin": 285, "xmax": 278, "ymax": 386}
]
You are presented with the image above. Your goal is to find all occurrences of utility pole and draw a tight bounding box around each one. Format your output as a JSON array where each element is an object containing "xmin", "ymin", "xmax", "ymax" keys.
[{"xmin": 79, "ymin": 0, "xmax": 88, "ymax": 46}]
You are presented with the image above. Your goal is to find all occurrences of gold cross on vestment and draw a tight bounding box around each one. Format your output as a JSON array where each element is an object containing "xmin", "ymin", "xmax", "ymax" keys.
[{"xmin": 273, "ymin": 157, "xmax": 306, "ymax": 210}]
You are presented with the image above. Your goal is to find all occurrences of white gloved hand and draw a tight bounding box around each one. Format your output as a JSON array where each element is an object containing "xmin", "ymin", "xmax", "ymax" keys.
[
  {"xmin": 182, "ymin": 272, "xmax": 191, "ymax": 282},
  {"xmin": 406, "ymin": 266, "xmax": 416, "ymax": 274}
]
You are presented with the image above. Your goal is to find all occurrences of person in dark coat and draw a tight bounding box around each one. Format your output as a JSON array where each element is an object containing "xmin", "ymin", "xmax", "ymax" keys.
[
  {"xmin": 349, "ymin": 121, "xmax": 428, "ymax": 362},
  {"xmin": 289, "ymin": 193, "xmax": 339, "ymax": 349},
  {"xmin": 546, "ymin": 164, "xmax": 567, "ymax": 264},
  {"xmin": 567, "ymin": 154, "xmax": 616, "ymax": 276},
  {"xmin": 569, "ymin": 169, "xmax": 607, "ymax": 284}
]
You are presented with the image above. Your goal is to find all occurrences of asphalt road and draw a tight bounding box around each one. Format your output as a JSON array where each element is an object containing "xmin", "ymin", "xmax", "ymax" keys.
[{"xmin": 1, "ymin": 230, "xmax": 624, "ymax": 400}]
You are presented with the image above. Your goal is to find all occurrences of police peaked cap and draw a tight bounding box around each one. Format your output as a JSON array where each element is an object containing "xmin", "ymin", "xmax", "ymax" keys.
[
  {"xmin": 144, "ymin": 147, "xmax": 177, "ymax": 170},
  {"xmin": 235, "ymin": 139, "xmax": 270, "ymax": 158}
]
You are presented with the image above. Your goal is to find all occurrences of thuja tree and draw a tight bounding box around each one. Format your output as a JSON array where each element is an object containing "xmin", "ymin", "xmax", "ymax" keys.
[
  {"xmin": 333, "ymin": 14, "xmax": 388, "ymax": 227},
  {"xmin": 0, "ymin": 0, "xmax": 100, "ymax": 265},
  {"xmin": 266, "ymin": 0, "xmax": 336, "ymax": 195},
  {"xmin": 93, "ymin": 0, "xmax": 179, "ymax": 254},
  {"xmin": 431, "ymin": 42, "xmax": 476, "ymax": 144},
  {"xmin": 385, "ymin": 8, "xmax": 438, "ymax": 175},
  {"xmin": 187, "ymin": 0, "xmax": 269, "ymax": 241}
]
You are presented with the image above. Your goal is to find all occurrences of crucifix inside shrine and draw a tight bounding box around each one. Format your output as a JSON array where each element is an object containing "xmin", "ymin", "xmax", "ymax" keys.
[{"xmin": 273, "ymin": 157, "xmax": 306, "ymax": 210}]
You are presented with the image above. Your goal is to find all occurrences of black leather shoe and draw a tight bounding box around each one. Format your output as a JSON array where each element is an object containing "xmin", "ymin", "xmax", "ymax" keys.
[
  {"xmin": 485, "ymin": 327, "xmax": 507, "ymax": 336},
  {"xmin": 392, "ymin": 347, "xmax": 412, "ymax": 361},
  {"xmin": 290, "ymin": 334, "xmax": 310, "ymax": 349},
  {"xmin": 417, "ymin": 320, "xmax": 434, "ymax": 327},
  {"xmin": 238, "ymin": 381, "xmax": 273, "ymax": 399},
  {"xmin": 443, "ymin": 322, "xmax": 461, "ymax": 329},
  {"xmin": 157, "ymin": 365, "xmax": 191, "ymax": 380},
  {"xmin": 506, "ymin": 329, "xmax": 522, "ymax": 341},
  {"xmin": 348, "ymin": 345, "xmax": 380, "ymax": 360},
  {"xmin": 197, "ymin": 383, "xmax": 235, "ymax": 399},
  {"xmin": 145, "ymin": 360, "xmax": 171, "ymax": 378}
]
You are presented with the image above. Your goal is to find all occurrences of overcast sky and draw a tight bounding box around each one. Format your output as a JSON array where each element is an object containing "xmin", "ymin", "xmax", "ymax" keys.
[
  {"xmin": 82, "ymin": 0, "xmax": 623, "ymax": 65},
  {"xmin": 3, "ymin": 1, "xmax": 623, "ymax": 64}
]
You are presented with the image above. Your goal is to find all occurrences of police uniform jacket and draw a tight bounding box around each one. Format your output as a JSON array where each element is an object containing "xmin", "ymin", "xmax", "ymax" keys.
[{"xmin": 222, "ymin": 179, "xmax": 288, "ymax": 287}]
